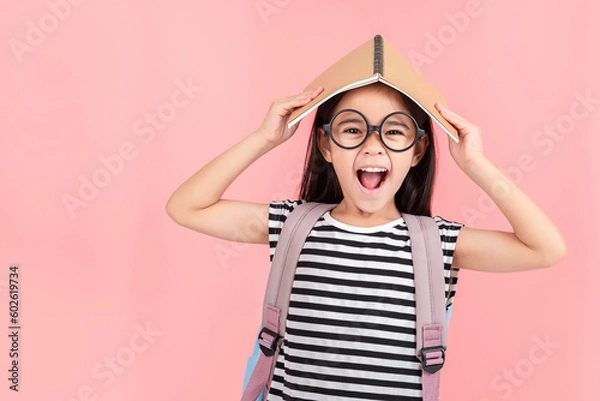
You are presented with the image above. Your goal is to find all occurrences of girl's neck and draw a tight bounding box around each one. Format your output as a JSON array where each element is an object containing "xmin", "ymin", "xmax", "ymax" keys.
[{"xmin": 329, "ymin": 200, "xmax": 402, "ymax": 228}]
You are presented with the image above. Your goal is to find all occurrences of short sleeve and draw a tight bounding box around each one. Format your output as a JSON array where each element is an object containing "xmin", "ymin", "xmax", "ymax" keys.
[
  {"xmin": 268, "ymin": 199, "xmax": 305, "ymax": 262},
  {"xmin": 433, "ymin": 216, "xmax": 464, "ymax": 311}
]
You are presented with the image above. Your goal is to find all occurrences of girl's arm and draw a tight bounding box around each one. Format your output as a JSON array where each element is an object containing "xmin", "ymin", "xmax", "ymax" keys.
[
  {"xmin": 434, "ymin": 103, "xmax": 567, "ymax": 272},
  {"xmin": 166, "ymin": 88, "xmax": 324, "ymax": 244}
]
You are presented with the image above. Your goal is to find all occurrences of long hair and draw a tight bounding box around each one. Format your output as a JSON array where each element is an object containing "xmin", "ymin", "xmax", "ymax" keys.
[{"xmin": 298, "ymin": 84, "xmax": 437, "ymax": 216}]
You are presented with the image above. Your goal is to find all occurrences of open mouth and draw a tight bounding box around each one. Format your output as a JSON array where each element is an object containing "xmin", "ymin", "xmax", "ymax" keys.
[{"xmin": 356, "ymin": 167, "xmax": 388, "ymax": 190}]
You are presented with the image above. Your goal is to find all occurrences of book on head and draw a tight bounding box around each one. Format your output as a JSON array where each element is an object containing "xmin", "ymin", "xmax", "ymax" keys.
[{"xmin": 287, "ymin": 34, "xmax": 458, "ymax": 142}]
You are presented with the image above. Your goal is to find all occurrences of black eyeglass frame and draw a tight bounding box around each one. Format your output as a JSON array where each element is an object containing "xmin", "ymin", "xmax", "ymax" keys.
[{"xmin": 322, "ymin": 108, "xmax": 425, "ymax": 152}]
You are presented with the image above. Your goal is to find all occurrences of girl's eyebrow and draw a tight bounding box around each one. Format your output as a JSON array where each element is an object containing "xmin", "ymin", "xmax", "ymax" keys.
[
  {"xmin": 385, "ymin": 120, "xmax": 411, "ymax": 130},
  {"xmin": 335, "ymin": 117, "xmax": 364, "ymax": 126}
]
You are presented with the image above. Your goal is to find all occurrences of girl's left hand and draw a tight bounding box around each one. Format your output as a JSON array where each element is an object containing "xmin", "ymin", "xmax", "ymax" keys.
[{"xmin": 434, "ymin": 102, "xmax": 485, "ymax": 171}]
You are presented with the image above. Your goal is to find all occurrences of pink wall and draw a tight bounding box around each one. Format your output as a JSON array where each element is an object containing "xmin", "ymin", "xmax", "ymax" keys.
[{"xmin": 2, "ymin": 0, "xmax": 598, "ymax": 400}]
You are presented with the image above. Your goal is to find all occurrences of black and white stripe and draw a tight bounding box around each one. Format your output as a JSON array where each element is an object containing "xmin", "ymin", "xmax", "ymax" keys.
[{"xmin": 266, "ymin": 200, "xmax": 462, "ymax": 401}]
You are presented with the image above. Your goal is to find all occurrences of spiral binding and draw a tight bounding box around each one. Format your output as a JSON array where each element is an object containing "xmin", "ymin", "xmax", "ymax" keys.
[{"xmin": 373, "ymin": 34, "xmax": 384, "ymax": 75}]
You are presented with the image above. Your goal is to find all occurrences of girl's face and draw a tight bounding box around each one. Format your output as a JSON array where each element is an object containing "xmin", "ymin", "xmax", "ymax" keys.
[{"xmin": 318, "ymin": 84, "xmax": 429, "ymax": 220}]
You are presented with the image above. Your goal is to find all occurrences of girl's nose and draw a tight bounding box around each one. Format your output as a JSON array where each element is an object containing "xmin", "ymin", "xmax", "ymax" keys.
[{"xmin": 362, "ymin": 130, "xmax": 385, "ymax": 153}]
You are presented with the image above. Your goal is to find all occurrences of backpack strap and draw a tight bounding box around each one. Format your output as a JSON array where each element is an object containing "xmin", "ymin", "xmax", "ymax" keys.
[
  {"xmin": 241, "ymin": 202, "xmax": 335, "ymax": 401},
  {"xmin": 403, "ymin": 214, "xmax": 447, "ymax": 401}
]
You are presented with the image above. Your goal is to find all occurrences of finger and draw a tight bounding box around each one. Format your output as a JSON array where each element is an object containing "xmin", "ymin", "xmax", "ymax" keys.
[
  {"xmin": 273, "ymin": 95, "xmax": 318, "ymax": 117},
  {"xmin": 278, "ymin": 87, "xmax": 324, "ymax": 104},
  {"xmin": 311, "ymin": 86, "xmax": 325, "ymax": 97},
  {"xmin": 303, "ymin": 86, "xmax": 324, "ymax": 97},
  {"xmin": 435, "ymin": 103, "xmax": 468, "ymax": 121},
  {"xmin": 435, "ymin": 103, "xmax": 475, "ymax": 131},
  {"xmin": 442, "ymin": 113, "xmax": 471, "ymax": 131},
  {"xmin": 437, "ymin": 107, "xmax": 473, "ymax": 130},
  {"xmin": 275, "ymin": 89, "xmax": 324, "ymax": 112}
]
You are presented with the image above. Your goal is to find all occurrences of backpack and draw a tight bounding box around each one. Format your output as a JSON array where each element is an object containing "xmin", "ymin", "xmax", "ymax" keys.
[{"xmin": 241, "ymin": 202, "xmax": 449, "ymax": 401}]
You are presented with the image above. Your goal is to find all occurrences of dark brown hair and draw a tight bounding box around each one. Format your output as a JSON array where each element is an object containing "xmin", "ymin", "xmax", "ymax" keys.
[{"xmin": 299, "ymin": 83, "xmax": 437, "ymax": 216}]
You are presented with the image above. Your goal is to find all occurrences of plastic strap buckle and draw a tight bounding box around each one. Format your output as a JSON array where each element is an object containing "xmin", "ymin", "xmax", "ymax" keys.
[
  {"xmin": 420, "ymin": 346, "xmax": 445, "ymax": 373},
  {"xmin": 258, "ymin": 327, "xmax": 281, "ymax": 357}
]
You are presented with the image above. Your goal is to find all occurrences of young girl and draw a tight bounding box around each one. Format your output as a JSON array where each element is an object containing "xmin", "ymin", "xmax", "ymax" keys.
[{"xmin": 166, "ymin": 83, "xmax": 566, "ymax": 400}]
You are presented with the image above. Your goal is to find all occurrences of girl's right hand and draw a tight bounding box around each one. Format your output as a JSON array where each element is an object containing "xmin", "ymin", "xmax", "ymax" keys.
[{"xmin": 257, "ymin": 87, "xmax": 324, "ymax": 147}]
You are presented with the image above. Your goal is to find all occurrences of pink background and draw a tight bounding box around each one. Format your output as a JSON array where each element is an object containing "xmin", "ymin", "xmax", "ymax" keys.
[{"xmin": 2, "ymin": 0, "xmax": 599, "ymax": 400}]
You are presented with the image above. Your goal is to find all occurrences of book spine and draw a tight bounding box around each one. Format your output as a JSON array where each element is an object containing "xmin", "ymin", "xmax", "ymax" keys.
[{"xmin": 373, "ymin": 34, "xmax": 383, "ymax": 75}]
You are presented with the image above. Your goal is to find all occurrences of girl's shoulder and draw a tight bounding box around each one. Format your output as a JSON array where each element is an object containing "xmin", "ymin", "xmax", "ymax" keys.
[
  {"xmin": 267, "ymin": 199, "xmax": 307, "ymax": 259},
  {"xmin": 268, "ymin": 199, "xmax": 305, "ymax": 224},
  {"xmin": 431, "ymin": 215, "xmax": 464, "ymax": 244},
  {"xmin": 431, "ymin": 215, "xmax": 464, "ymax": 229}
]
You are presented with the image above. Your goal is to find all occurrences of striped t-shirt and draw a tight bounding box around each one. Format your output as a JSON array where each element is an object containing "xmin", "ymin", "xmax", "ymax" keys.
[{"xmin": 266, "ymin": 200, "xmax": 463, "ymax": 401}]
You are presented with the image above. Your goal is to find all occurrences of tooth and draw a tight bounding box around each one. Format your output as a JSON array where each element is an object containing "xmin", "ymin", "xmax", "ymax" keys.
[{"xmin": 361, "ymin": 167, "xmax": 387, "ymax": 173}]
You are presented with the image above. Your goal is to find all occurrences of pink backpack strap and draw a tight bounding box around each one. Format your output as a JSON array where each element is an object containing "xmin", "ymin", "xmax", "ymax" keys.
[
  {"xmin": 403, "ymin": 214, "xmax": 447, "ymax": 401},
  {"xmin": 241, "ymin": 202, "xmax": 336, "ymax": 401}
]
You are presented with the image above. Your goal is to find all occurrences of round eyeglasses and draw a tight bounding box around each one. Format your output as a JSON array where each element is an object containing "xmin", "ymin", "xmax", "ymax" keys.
[{"xmin": 322, "ymin": 109, "xmax": 425, "ymax": 152}]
